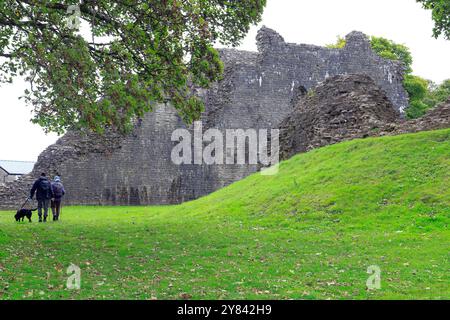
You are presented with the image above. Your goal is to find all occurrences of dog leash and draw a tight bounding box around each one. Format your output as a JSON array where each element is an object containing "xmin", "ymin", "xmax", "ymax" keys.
[{"xmin": 19, "ymin": 197, "xmax": 30, "ymax": 210}]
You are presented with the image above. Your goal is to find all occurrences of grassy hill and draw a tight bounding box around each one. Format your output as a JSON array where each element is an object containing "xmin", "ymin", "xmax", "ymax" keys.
[{"xmin": 0, "ymin": 129, "xmax": 449, "ymax": 300}]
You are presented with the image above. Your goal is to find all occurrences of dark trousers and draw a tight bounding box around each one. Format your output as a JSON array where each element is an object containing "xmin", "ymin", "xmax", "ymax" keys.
[
  {"xmin": 51, "ymin": 199, "xmax": 62, "ymax": 218},
  {"xmin": 37, "ymin": 199, "xmax": 50, "ymax": 219}
]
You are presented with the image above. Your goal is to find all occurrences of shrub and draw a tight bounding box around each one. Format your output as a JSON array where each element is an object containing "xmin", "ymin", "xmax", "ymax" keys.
[{"xmin": 406, "ymin": 100, "xmax": 430, "ymax": 119}]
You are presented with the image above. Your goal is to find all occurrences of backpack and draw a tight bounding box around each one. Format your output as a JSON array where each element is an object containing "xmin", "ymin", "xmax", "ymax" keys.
[
  {"xmin": 52, "ymin": 182, "xmax": 64, "ymax": 198},
  {"xmin": 39, "ymin": 179, "xmax": 52, "ymax": 198}
]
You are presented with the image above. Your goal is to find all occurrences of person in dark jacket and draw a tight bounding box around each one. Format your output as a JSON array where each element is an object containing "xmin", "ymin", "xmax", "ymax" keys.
[
  {"xmin": 50, "ymin": 176, "xmax": 65, "ymax": 221},
  {"xmin": 30, "ymin": 173, "xmax": 53, "ymax": 222}
]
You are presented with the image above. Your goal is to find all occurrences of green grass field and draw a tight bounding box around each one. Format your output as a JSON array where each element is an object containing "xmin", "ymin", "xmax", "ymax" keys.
[{"xmin": 0, "ymin": 129, "xmax": 449, "ymax": 300}]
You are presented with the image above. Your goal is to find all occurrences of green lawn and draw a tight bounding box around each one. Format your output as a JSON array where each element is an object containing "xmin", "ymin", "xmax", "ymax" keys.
[{"xmin": 0, "ymin": 129, "xmax": 449, "ymax": 300}]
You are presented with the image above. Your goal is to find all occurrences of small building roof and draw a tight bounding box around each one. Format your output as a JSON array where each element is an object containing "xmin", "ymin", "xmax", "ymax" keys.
[{"xmin": 0, "ymin": 160, "xmax": 35, "ymax": 175}]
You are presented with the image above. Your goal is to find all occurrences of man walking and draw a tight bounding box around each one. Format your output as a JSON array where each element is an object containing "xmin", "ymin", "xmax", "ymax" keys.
[
  {"xmin": 30, "ymin": 173, "xmax": 53, "ymax": 222},
  {"xmin": 51, "ymin": 176, "xmax": 65, "ymax": 221}
]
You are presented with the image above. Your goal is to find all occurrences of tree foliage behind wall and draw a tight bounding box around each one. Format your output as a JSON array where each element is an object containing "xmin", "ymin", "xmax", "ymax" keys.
[
  {"xmin": 404, "ymin": 77, "xmax": 450, "ymax": 119},
  {"xmin": 404, "ymin": 75, "xmax": 431, "ymax": 119},
  {"xmin": 370, "ymin": 36, "xmax": 413, "ymax": 74}
]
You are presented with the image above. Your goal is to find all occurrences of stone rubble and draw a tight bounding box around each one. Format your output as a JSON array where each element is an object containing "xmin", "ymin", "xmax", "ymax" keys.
[{"xmin": 279, "ymin": 74, "xmax": 449, "ymax": 160}]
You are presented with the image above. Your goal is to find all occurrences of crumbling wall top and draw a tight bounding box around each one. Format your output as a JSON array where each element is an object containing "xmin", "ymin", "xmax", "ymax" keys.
[
  {"xmin": 256, "ymin": 26, "xmax": 286, "ymax": 53},
  {"xmin": 344, "ymin": 31, "xmax": 372, "ymax": 51}
]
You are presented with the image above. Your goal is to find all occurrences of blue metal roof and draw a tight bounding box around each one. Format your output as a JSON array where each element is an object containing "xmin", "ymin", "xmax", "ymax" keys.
[{"xmin": 0, "ymin": 160, "xmax": 35, "ymax": 175}]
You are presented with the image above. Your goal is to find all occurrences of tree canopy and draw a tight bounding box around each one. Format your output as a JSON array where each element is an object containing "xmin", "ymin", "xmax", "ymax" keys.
[
  {"xmin": 417, "ymin": 0, "xmax": 450, "ymax": 40},
  {"xmin": 0, "ymin": 0, "xmax": 266, "ymax": 134}
]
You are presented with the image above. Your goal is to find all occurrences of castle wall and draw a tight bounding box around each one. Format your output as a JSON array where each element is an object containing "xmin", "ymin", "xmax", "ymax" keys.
[{"xmin": 0, "ymin": 28, "xmax": 408, "ymax": 208}]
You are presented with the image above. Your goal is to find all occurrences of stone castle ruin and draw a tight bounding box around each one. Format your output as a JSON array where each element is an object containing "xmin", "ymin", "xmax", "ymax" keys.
[{"xmin": 0, "ymin": 27, "xmax": 412, "ymax": 208}]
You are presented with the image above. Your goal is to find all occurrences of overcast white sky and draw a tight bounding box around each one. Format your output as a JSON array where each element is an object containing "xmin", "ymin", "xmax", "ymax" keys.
[{"xmin": 1, "ymin": 0, "xmax": 449, "ymax": 162}]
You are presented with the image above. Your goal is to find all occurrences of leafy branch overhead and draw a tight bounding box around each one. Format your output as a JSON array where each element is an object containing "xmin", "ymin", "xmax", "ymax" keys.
[
  {"xmin": 0, "ymin": 0, "xmax": 266, "ymax": 134},
  {"xmin": 417, "ymin": 0, "xmax": 450, "ymax": 40}
]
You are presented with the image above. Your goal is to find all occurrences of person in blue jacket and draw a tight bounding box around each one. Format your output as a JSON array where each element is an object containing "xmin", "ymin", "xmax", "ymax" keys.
[{"xmin": 50, "ymin": 176, "xmax": 66, "ymax": 221}]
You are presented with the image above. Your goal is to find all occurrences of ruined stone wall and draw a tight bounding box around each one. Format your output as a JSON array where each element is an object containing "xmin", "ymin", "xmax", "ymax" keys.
[
  {"xmin": 0, "ymin": 28, "xmax": 409, "ymax": 209},
  {"xmin": 0, "ymin": 168, "xmax": 8, "ymax": 185},
  {"xmin": 255, "ymin": 28, "xmax": 408, "ymax": 113}
]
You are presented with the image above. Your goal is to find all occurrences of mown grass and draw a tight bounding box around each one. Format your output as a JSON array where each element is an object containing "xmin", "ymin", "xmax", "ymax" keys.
[{"xmin": 0, "ymin": 129, "xmax": 449, "ymax": 300}]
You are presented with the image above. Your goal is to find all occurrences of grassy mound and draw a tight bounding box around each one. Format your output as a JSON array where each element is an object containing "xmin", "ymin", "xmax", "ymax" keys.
[{"xmin": 0, "ymin": 129, "xmax": 449, "ymax": 300}]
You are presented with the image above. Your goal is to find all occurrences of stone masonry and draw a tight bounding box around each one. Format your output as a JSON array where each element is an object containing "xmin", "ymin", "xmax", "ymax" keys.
[
  {"xmin": 0, "ymin": 27, "xmax": 410, "ymax": 209},
  {"xmin": 279, "ymin": 74, "xmax": 401, "ymax": 160}
]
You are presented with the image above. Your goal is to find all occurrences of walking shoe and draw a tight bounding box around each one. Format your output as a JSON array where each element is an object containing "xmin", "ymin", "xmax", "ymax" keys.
[
  {"xmin": 39, "ymin": 218, "xmax": 42, "ymax": 223},
  {"xmin": 43, "ymin": 217, "xmax": 47, "ymax": 222}
]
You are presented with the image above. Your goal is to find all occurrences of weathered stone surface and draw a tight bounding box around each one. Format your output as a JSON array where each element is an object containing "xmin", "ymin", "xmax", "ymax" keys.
[
  {"xmin": 279, "ymin": 74, "xmax": 401, "ymax": 160},
  {"xmin": 0, "ymin": 28, "xmax": 411, "ymax": 209},
  {"xmin": 279, "ymin": 75, "xmax": 450, "ymax": 160}
]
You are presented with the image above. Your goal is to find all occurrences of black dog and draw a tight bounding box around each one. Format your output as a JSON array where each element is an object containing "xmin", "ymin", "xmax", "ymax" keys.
[{"xmin": 15, "ymin": 208, "xmax": 37, "ymax": 222}]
